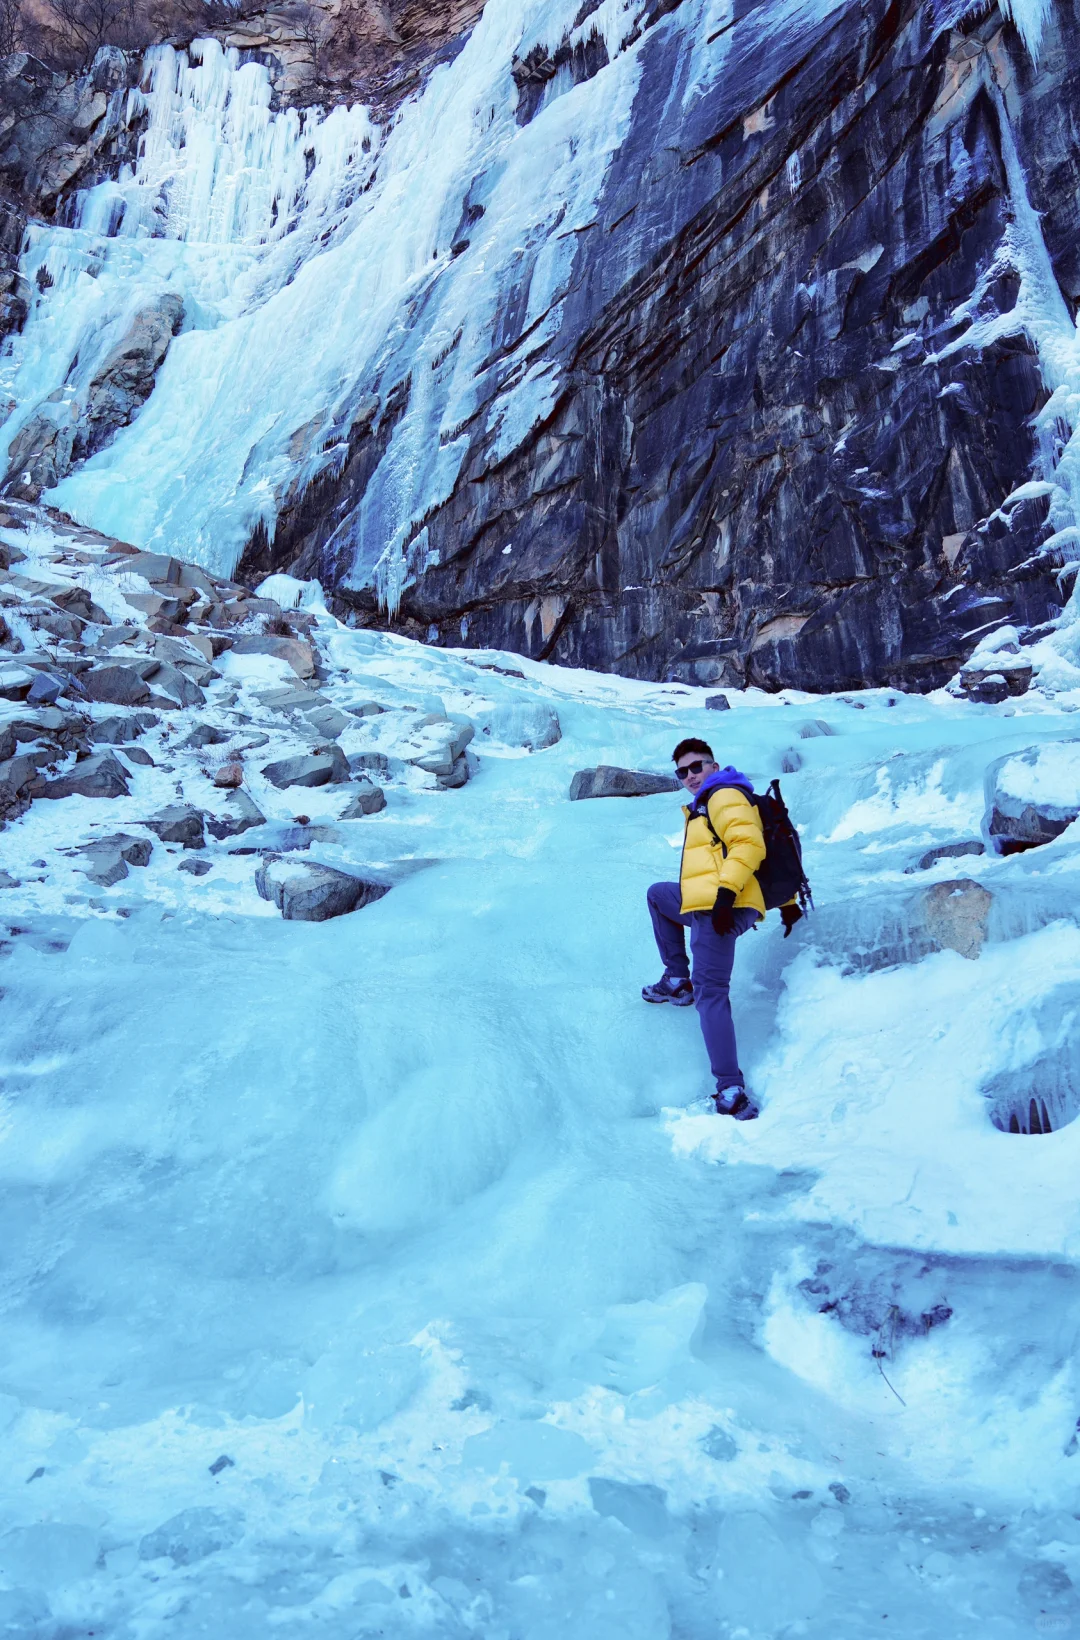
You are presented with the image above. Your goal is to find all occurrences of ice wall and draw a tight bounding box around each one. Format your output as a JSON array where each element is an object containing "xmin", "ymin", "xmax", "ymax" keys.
[{"xmin": 0, "ymin": 0, "xmax": 658, "ymax": 580}]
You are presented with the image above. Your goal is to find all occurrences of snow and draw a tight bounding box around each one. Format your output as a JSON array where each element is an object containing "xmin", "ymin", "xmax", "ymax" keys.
[{"xmin": 4, "ymin": 569, "xmax": 1080, "ymax": 1632}]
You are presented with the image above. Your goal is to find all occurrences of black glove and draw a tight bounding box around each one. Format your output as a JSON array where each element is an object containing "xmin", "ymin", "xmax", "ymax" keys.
[
  {"xmin": 711, "ymin": 888, "xmax": 737, "ymax": 937},
  {"xmin": 781, "ymin": 903, "xmax": 804, "ymax": 938}
]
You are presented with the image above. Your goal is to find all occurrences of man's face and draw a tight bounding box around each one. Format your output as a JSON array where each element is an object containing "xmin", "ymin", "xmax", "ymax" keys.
[{"xmin": 675, "ymin": 753, "xmax": 718, "ymax": 797}]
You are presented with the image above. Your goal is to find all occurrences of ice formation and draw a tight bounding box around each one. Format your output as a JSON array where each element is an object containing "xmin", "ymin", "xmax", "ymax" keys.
[{"xmin": 2, "ymin": 500, "xmax": 1080, "ymax": 1634}]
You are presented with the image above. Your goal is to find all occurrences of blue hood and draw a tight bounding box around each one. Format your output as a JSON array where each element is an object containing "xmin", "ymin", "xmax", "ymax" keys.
[{"xmin": 688, "ymin": 766, "xmax": 754, "ymax": 809}]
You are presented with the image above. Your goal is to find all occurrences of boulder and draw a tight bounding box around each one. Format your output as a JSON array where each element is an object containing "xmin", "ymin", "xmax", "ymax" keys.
[
  {"xmin": 0, "ymin": 749, "xmax": 44, "ymax": 820},
  {"xmin": 304, "ymin": 704, "xmax": 350, "ymax": 739},
  {"xmin": 964, "ymin": 672, "xmax": 1010, "ymax": 705},
  {"xmin": 261, "ymin": 746, "xmax": 349, "ymax": 788},
  {"xmin": 50, "ymin": 584, "xmax": 110, "ymax": 624},
  {"xmin": 26, "ymin": 671, "xmax": 62, "ymax": 705},
  {"xmin": 346, "ymin": 700, "xmax": 386, "ymax": 717},
  {"xmin": 144, "ymin": 803, "xmax": 205, "ymax": 849},
  {"xmin": 148, "ymin": 662, "xmax": 205, "ymax": 709},
  {"xmin": 705, "ymin": 694, "xmax": 730, "ymax": 711},
  {"xmin": 914, "ymin": 879, "xmax": 993, "ymax": 961},
  {"xmin": 181, "ymin": 723, "xmax": 229, "ymax": 749},
  {"xmin": 257, "ymin": 686, "xmax": 328, "ymax": 713},
  {"xmin": 178, "ymin": 857, "xmax": 213, "ymax": 876},
  {"xmin": 206, "ymin": 789, "xmax": 265, "ymax": 840},
  {"xmin": 797, "ymin": 719, "xmax": 836, "ymax": 739},
  {"xmin": 122, "ymin": 746, "xmax": 154, "ymax": 767},
  {"xmin": 909, "ymin": 840, "xmax": 985, "ymax": 873},
  {"xmin": 90, "ymin": 712, "xmax": 159, "ymax": 744},
  {"xmin": 569, "ymin": 766, "xmax": 680, "ymax": 800},
  {"xmin": 470, "ymin": 702, "xmax": 561, "ymax": 750},
  {"xmin": 340, "ymin": 780, "xmax": 387, "ymax": 817},
  {"xmin": 437, "ymin": 753, "xmax": 470, "ymax": 790},
  {"xmin": 0, "ymin": 663, "xmax": 33, "ymax": 701},
  {"xmin": 213, "ymin": 763, "xmax": 244, "ymax": 789},
  {"xmin": 230, "ymin": 635, "xmax": 315, "ymax": 679},
  {"xmin": 85, "ymin": 664, "xmax": 152, "ymax": 706},
  {"xmin": 73, "ymin": 832, "xmax": 152, "ymax": 886},
  {"xmin": 35, "ymin": 750, "xmax": 129, "ymax": 799},
  {"xmin": 984, "ymin": 742, "xmax": 1080, "ymax": 852},
  {"xmin": 255, "ymin": 856, "xmax": 389, "ymax": 922},
  {"xmin": 408, "ymin": 717, "xmax": 475, "ymax": 777}
]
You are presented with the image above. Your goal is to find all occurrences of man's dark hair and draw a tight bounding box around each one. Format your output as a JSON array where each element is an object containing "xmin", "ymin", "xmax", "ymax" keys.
[{"xmin": 672, "ymin": 738, "xmax": 714, "ymax": 763}]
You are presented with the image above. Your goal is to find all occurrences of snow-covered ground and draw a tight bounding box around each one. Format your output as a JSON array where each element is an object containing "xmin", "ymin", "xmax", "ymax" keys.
[{"xmin": 4, "ymin": 534, "xmax": 1080, "ymax": 1635}]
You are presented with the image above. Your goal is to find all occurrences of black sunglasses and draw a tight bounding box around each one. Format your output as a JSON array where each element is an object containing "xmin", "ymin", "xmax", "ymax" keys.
[{"xmin": 676, "ymin": 760, "xmax": 708, "ymax": 779}]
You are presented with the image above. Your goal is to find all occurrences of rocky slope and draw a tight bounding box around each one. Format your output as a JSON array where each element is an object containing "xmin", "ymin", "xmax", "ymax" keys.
[
  {"xmin": 3, "ymin": 0, "xmax": 1080, "ymax": 692},
  {"xmin": 0, "ymin": 498, "xmax": 505, "ymax": 926}
]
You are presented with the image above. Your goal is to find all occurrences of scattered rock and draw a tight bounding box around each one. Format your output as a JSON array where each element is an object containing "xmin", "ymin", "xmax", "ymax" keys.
[
  {"xmin": 437, "ymin": 753, "xmax": 470, "ymax": 790},
  {"xmin": 144, "ymin": 803, "xmax": 205, "ymax": 849},
  {"xmin": 0, "ymin": 749, "xmax": 45, "ymax": 820},
  {"xmin": 73, "ymin": 832, "xmax": 152, "ymax": 886},
  {"xmin": 90, "ymin": 712, "xmax": 159, "ymax": 744},
  {"xmin": 798, "ymin": 719, "xmax": 836, "ymax": 739},
  {"xmin": 181, "ymin": 724, "xmax": 229, "ymax": 749},
  {"xmin": 213, "ymin": 763, "xmax": 244, "ymax": 788},
  {"xmin": 909, "ymin": 840, "xmax": 985, "ymax": 873},
  {"xmin": 261, "ymin": 746, "xmax": 349, "ymax": 788},
  {"xmin": 206, "ymin": 789, "xmax": 265, "ymax": 839},
  {"xmin": 705, "ymin": 694, "xmax": 730, "ymax": 711},
  {"xmin": 780, "ymin": 749, "xmax": 803, "ymax": 774},
  {"xmin": 230, "ymin": 635, "xmax": 315, "ymax": 678},
  {"xmin": 985, "ymin": 742, "xmax": 1080, "ymax": 852},
  {"xmin": 915, "ymin": 878, "xmax": 994, "ymax": 961},
  {"xmin": 122, "ymin": 746, "xmax": 154, "ymax": 767},
  {"xmin": 255, "ymin": 856, "xmax": 390, "ymax": 921},
  {"xmin": 964, "ymin": 673, "xmax": 1011, "ymax": 705},
  {"xmin": 346, "ymin": 700, "xmax": 387, "ymax": 717},
  {"xmin": 470, "ymin": 702, "xmax": 560, "ymax": 749},
  {"xmin": 304, "ymin": 704, "xmax": 350, "ymax": 739},
  {"xmin": 26, "ymin": 672, "xmax": 62, "ymax": 705},
  {"xmin": 84, "ymin": 664, "xmax": 153, "ymax": 706},
  {"xmin": 35, "ymin": 749, "xmax": 130, "ymax": 799},
  {"xmin": 350, "ymin": 751, "xmax": 391, "ymax": 777},
  {"xmin": 569, "ymin": 766, "xmax": 680, "ymax": 799},
  {"xmin": 0, "ymin": 869, "xmax": 17, "ymax": 887},
  {"xmin": 178, "ymin": 857, "xmax": 212, "ymax": 877},
  {"xmin": 0, "ymin": 663, "xmax": 33, "ymax": 701},
  {"xmin": 148, "ymin": 662, "xmax": 205, "ymax": 709},
  {"xmin": 340, "ymin": 780, "xmax": 387, "ymax": 817}
]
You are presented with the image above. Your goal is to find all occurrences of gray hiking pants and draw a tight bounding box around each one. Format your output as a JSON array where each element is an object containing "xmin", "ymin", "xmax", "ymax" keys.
[{"xmin": 647, "ymin": 880, "xmax": 760, "ymax": 1090}]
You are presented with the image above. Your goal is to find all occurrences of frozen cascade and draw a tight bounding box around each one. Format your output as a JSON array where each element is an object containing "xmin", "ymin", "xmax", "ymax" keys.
[{"xmin": 0, "ymin": 0, "xmax": 662, "ymax": 583}]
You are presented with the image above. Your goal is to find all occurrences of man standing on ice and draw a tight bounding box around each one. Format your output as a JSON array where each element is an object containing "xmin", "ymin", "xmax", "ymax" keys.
[{"xmin": 642, "ymin": 738, "xmax": 800, "ymax": 1118}]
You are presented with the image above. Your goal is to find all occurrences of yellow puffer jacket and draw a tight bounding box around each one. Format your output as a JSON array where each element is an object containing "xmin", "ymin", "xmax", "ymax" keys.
[{"xmin": 679, "ymin": 785, "xmax": 767, "ymax": 917}]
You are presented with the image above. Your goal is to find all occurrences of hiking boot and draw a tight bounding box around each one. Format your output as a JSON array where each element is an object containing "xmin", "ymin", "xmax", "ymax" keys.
[
  {"xmin": 714, "ymin": 1086, "xmax": 759, "ymax": 1121},
  {"xmin": 642, "ymin": 973, "xmax": 694, "ymax": 1006}
]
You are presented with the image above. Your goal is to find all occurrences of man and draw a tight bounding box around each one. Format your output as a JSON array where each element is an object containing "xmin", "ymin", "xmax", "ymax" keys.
[{"xmin": 642, "ymin": 738, "xmax": 801, "ymax": 1118}]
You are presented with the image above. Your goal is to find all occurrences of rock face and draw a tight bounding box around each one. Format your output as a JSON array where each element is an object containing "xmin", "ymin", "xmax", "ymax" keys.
[
  {"xmin": 5, "ymin": 295, "xmax": 185, "ymax": 496},
  {"xmin": 249, "ymin": 0, "xmax": 1078, "ymax": 692},
  {"xmin": 569, "ymin": 766, "xmax": 680, "ymax": 800}
]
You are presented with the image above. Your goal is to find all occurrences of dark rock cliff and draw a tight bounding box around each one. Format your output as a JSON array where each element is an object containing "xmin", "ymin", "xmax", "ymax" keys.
[{"xmin": 248, "ymin": 0, "xmax": 1079, "ymax": 691}]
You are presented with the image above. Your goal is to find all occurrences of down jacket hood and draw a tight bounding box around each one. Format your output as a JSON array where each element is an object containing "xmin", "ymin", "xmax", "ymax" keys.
[{"xmin": 689, "ymin": 765, "xmax": 754, "ymax": 808}]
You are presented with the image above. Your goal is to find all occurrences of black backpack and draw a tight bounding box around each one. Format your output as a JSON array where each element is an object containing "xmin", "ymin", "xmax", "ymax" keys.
[{"xmin": 697, "ymin": 779, "xmax": 812, "ymax": 912}]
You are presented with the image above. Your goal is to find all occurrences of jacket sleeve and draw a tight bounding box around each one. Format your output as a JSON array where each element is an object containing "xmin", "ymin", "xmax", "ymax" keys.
[{"xmin": 706, "ymin": 788, "xmax": 766, "ymax": 897}]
